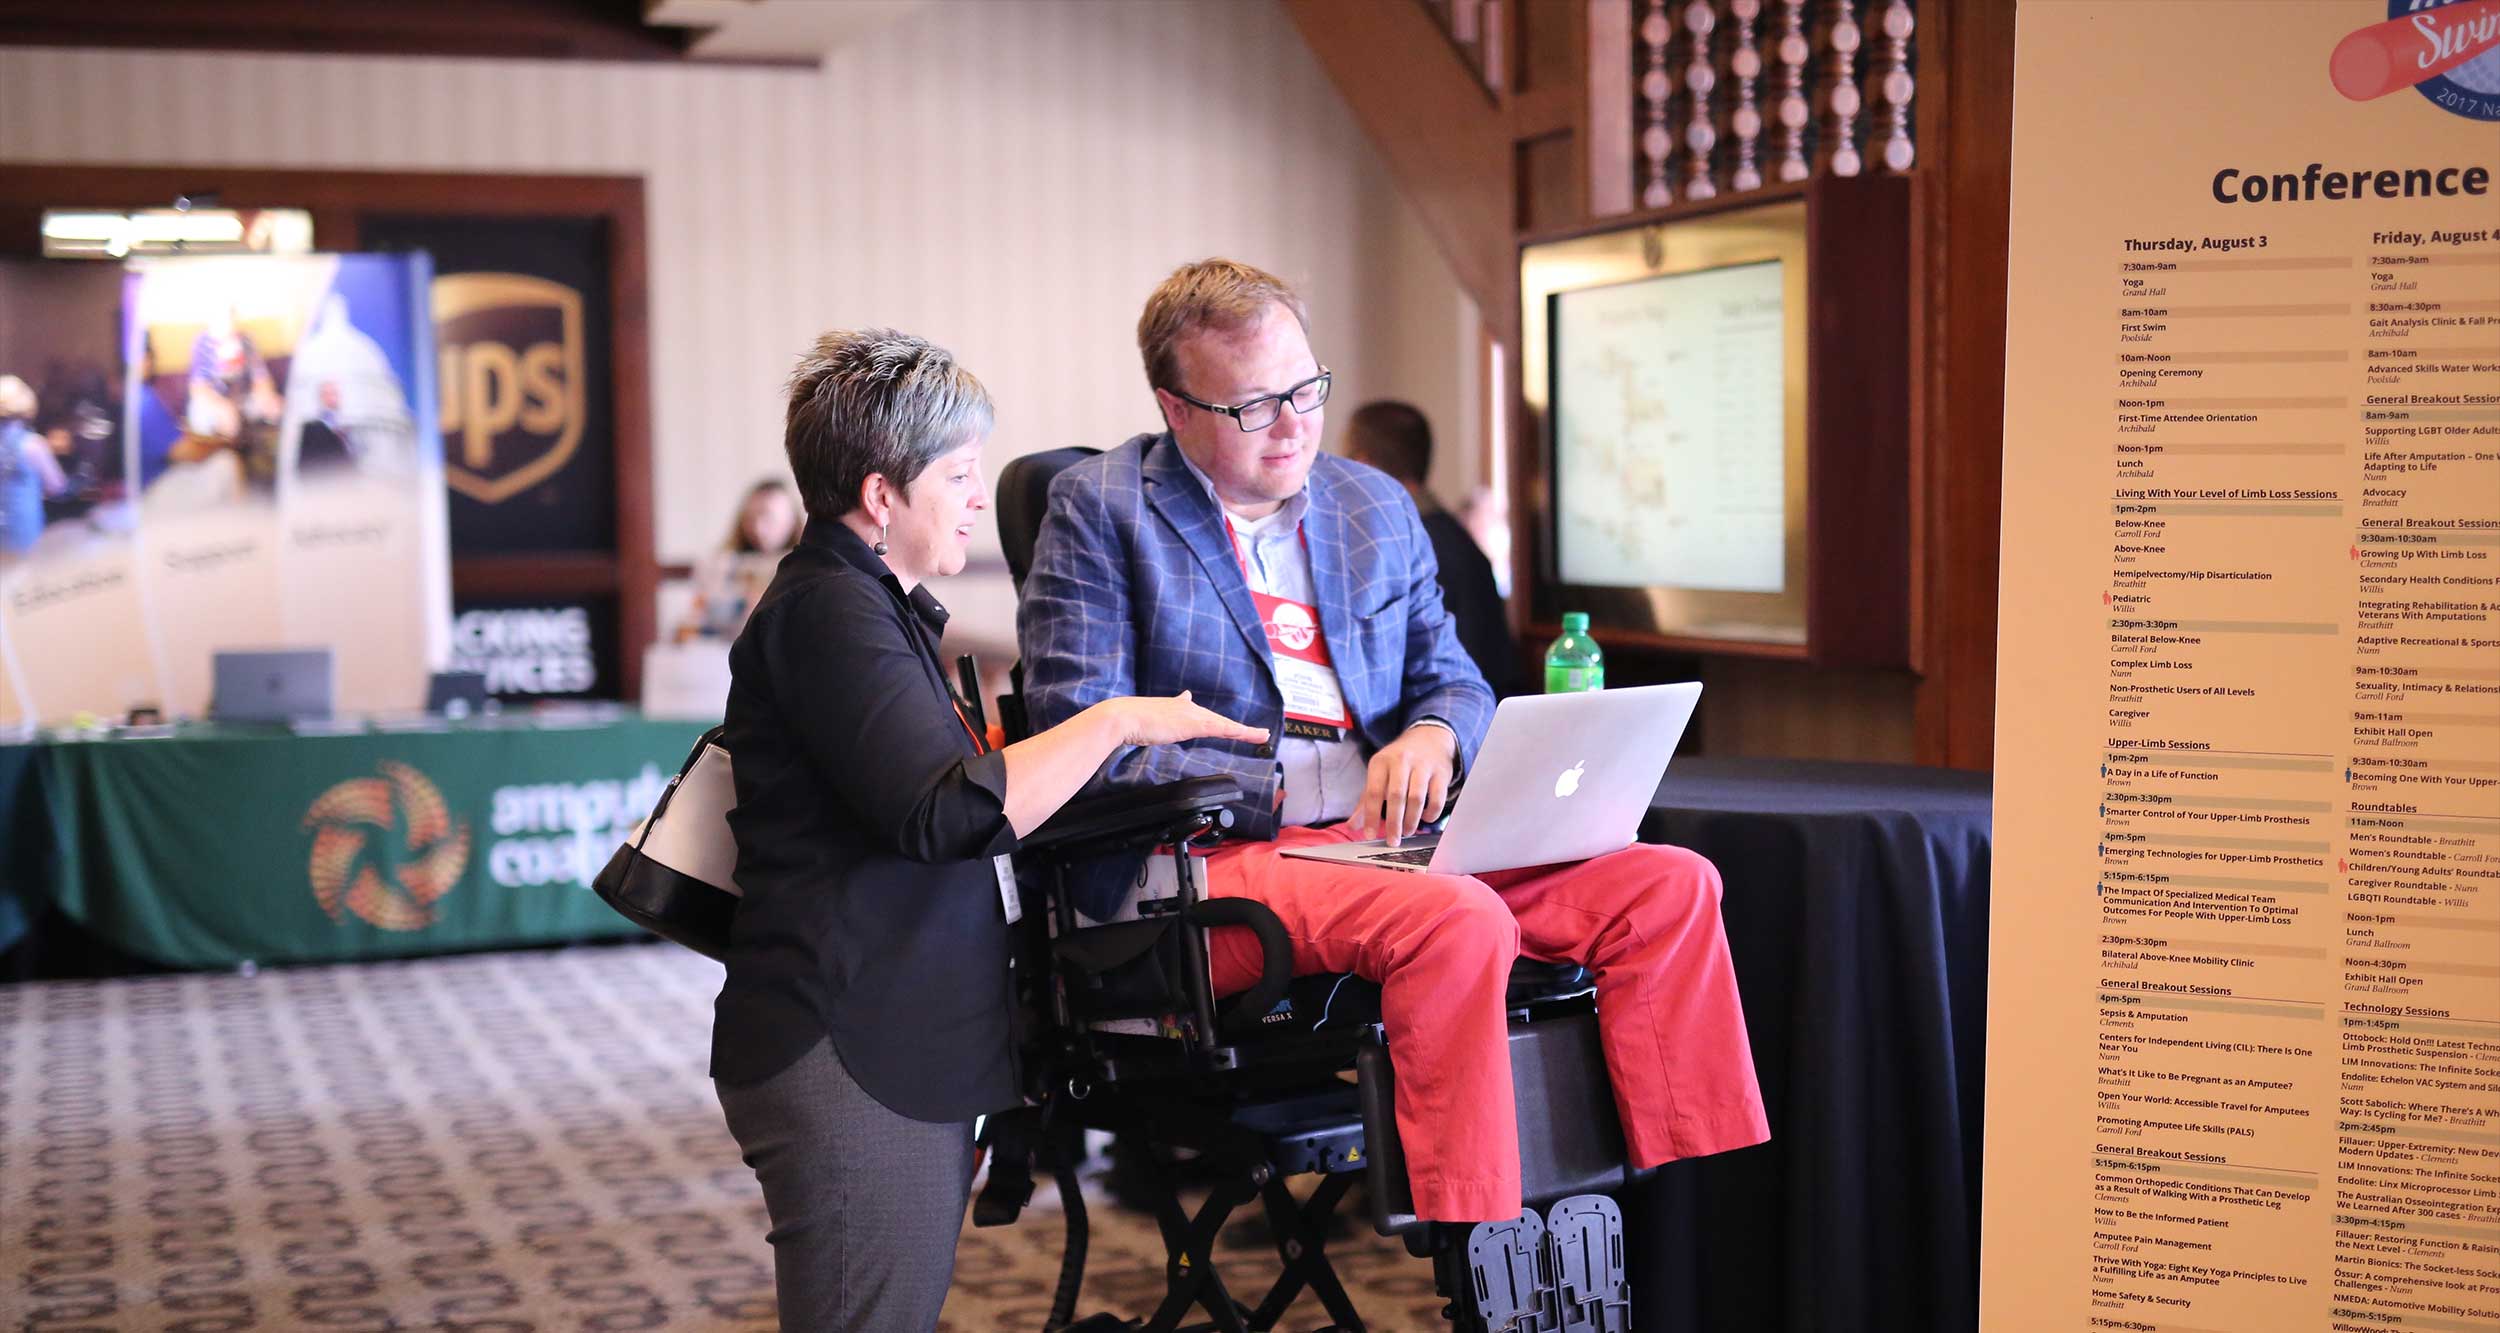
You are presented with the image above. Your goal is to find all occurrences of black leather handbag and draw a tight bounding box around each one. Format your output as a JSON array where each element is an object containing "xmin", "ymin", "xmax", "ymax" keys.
[{"xmin": 592, "ymin": 726, "xmax": 742, "ymax": 959}]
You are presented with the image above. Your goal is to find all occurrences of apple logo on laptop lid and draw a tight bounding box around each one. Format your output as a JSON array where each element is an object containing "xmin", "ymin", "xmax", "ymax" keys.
[{"xmin": 1554, "ymin": 760, "xmax": 1586, "ymax": 799}]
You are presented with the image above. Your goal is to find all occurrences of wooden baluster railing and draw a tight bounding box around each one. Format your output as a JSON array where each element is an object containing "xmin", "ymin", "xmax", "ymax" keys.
[
  {"xmin": 1727, "ymin": 0, "xmax": 1765, "ymax": 192},
  {"xmin": 1772, "ymin": 0, "xmax": 1812, "ymax": 183},
  {"xmin": 1817, "ymin": 0, "xmax": 1863, "ymax": 176},
  {"xmin": 1401, "ymin": 0, "xmax": 1916, "ymax": 222},
  {"xmin": 1640, "ymin": 0, "xmax": 1676, "ymax": 208},
  {"xmin": 1869, "ymin": 0, "xmax": 1914, "ymax": 172},
  {"xmin": 1681, "ymin": 0, "xmax": 1719, "ymax": 200}
]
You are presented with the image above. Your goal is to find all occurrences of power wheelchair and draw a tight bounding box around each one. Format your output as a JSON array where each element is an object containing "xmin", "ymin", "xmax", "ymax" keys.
[{"xmin": 972, "ymin": 447, "xmax": 1649, "ymax": 1333}]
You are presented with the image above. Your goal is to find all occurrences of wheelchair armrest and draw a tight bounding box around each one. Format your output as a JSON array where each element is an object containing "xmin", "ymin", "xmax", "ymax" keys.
[
  {"xmin": 1021, "ymin": 776, "xmax": 1242, "ymax": 855},
  {"xmin": 1043, "ymin": 867, "xmax": 1293, "ymax": 1040},
  {"xmin": 1184, "ymin": 896, "xmax": 1294, "ymax": 1036}
]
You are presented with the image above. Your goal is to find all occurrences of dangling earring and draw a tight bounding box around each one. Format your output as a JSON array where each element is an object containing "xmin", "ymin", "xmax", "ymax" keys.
[{"xmin": 872, "ymin": 523, "xmax": 889, "ymax": 556}]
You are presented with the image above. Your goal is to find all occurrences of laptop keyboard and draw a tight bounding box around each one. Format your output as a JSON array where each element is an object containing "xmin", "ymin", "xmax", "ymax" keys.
[{"xmin": 1359, "ymin": 846, "xmax": 1439, "ymax": 867}]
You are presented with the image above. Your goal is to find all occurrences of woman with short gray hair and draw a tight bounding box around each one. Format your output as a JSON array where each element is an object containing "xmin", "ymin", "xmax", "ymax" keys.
[{"xmin": 710, "ymin": 328, "xmax": 1265, "ymax": 1332}]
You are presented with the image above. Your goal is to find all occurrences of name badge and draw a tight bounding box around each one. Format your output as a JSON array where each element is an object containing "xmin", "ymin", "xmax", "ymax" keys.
[
  {"xmin": 993, "ymin": 854, "xmax": 1022, "ymax": 924},
  {"xmin": 1249, "ymin": 587, "xmax": 1354, "ymax": 734}
]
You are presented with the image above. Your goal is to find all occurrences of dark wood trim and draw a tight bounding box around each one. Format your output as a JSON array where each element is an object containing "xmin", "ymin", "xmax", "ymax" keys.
[
  {"xmin": 1515, "ymin": 177, "xmax": 1812, "ymax": 248},
  {"xmin": 0, "ymin": 163, "xmax": 658, "ymax": 704},
  {"xmin": 1909, "ymin": 0, "xmax": 2015, "ymax": 771},
  {"xmin": 1510, "ymin": 176, "xmax": 1911, "ymax": 671},
  {"xmin": 0, "ymin": 164, "xmax": 647, "ymax": 225},
  {"xmin": 0, "ymin": 0, "xmax": 709, "ymax": 64},
  {"xmin": 452, "ymin": 556, "xmax": 620, "ymax": 598},
  {"xmin": 1804, "ymin": 172, "xmax": 1912, "ymax": 669},
  {"xmin": 1504, "ymin": 319, "xmax": 1538, "ymax": 648},
  {"xmin": 1510, "ymin": 85, "xmax": 1579, "ymax": 138},
  {"xmin": 605, "ymin": 181, "xmax": 656, "ymax": 701}
]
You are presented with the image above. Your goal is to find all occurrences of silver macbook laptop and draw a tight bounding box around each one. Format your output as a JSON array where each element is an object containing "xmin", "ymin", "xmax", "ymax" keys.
[
  {"xmin": 211, "ymin": 648, "xmax": 336, "ymax": 724},
  {"xmin": 1281, "ymin": 682, "xmax": 1702, "ymax": 876}
]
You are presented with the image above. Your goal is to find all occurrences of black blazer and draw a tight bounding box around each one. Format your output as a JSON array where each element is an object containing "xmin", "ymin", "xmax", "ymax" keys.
[
  {"xmin": 712, "ymin": 518, "xmax": 1021, "ymax": 1120},
  {"xmin": 1421, "ymin": 507, "xmax": 1518, "ymax": 697}
]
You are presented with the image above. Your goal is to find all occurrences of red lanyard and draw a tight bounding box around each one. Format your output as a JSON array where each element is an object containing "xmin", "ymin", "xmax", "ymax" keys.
[{"xmin": 949, "ymin": 695, "xmax": 988, "ymax": 755}]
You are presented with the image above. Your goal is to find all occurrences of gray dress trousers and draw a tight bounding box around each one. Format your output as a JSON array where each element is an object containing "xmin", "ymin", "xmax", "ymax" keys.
[{"xmin": 714, "ymin": 1036, "xmax": 978, "ymax": 1332}]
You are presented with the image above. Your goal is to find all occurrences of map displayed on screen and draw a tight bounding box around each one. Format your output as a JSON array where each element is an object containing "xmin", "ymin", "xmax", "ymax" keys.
[{"xmin": 1552, "ymin": 259, "xmax": 1785, "ymax": 592}]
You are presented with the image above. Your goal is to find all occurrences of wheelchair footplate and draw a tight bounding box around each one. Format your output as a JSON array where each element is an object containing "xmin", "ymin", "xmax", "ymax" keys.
[
  {"xmin": 1447, "ymin": 1192, "xmax": 1630, "ymax": 1333},
  {"xmin": 1459, "ymin": 1209, "xmax": 1549, "ymax": 1333},
  {"xmin": 1544, "ymin": 1195, "xmax": 1629, "ymax": 1332}
]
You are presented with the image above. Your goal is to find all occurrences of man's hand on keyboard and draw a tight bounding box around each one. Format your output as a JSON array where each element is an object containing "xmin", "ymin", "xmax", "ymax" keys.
[{"xmin": 1348, "ymin": 724, "xmax": 1457, "ymax": 847}]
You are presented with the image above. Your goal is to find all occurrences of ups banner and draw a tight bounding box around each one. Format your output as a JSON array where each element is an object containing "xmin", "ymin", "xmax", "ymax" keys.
[
  {"xmin": 20, "ymin": 719, "xmax": 703, "ymax": 967},
  {"xmin": 357, "ymin": 216, "xmax": 616, "ymax": 555}
]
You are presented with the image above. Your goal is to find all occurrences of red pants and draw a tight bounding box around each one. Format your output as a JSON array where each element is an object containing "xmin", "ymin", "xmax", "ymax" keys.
[{"xmin": 1203, "ymin": 825, "xmax": 1769, "ymax": 1222}]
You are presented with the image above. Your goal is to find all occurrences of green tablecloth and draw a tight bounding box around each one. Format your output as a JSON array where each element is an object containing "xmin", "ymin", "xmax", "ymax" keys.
[{"xmin": 0, "ymin": 717, "xmax": 709, "ymax": 968}]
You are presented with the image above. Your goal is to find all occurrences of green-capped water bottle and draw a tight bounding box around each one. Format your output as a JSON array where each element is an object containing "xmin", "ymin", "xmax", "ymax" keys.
[{"xmin": 1544, "ymin": 612, "xmax": 1604, "ymax": 693}]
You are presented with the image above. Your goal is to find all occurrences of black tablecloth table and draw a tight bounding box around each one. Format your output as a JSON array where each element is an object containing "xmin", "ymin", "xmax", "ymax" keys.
[{"xmin": 1631, "ymin": 758, "xmax": 1993, "ymax": 1333}]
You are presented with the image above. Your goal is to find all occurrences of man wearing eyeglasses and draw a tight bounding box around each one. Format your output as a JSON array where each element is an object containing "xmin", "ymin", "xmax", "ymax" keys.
[{"xmin": 1018, "ymin": 259, "xmax": 1765, "ymax": 1228}]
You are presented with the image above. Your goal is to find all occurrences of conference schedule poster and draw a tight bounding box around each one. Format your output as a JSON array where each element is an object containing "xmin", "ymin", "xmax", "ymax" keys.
[{"xmin": 1985, "ymin": 3, "xmax": 2500, "ymax": 1331}]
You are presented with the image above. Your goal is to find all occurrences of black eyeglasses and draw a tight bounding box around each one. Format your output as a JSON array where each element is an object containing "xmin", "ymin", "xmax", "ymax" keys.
[{"xmin": 1171, "ymin": 368, "xmax": 1331, "ymax": 433}]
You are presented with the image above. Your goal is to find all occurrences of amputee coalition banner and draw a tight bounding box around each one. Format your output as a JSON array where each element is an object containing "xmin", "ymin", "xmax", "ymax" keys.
[{"xmin": 0, "ymin": 253, "xmax": 448, "ymax": 725}]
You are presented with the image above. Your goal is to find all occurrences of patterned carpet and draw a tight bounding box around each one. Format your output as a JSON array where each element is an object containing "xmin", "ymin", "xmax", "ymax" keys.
[{"xmin": 0, "ymin": 942, "xmax": 1451, "ymax": 1331}]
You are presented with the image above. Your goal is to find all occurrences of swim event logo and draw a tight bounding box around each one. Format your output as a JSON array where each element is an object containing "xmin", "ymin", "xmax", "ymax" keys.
[{"xmin": 2332, "ymin": 0, "xmax": 2500, "ymax": 121}]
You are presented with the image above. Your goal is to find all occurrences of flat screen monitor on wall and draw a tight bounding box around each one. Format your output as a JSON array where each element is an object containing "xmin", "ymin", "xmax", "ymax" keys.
[
  {"xmin": 1551, "ymin": 258, "xmax": 1787, "ymax": 595},
  {"xmin": 1522, "ymin": 196, "xmax": 1812, "ymax": 653}
]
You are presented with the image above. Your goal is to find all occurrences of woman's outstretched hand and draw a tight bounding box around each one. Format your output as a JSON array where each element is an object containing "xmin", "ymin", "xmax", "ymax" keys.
[
  {"xmin": 1004, "ymin": 692, "xmax": 1269, "ymax": 838},
  {"xmin": 1102, "ymin": 690, "xmax": 1268, "ymax": 748}
]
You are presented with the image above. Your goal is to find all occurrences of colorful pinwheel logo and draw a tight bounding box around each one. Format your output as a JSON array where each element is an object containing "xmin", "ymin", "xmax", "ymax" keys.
[{"xmin": 302, "ymin": 762, "xmax": 472, "ymax": 931}]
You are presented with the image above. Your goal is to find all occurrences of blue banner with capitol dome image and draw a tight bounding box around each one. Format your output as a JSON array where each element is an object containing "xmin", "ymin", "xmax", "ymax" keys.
[{"xmin": 0, "ymin": 252, "xmax": 451, "ymax": 728}]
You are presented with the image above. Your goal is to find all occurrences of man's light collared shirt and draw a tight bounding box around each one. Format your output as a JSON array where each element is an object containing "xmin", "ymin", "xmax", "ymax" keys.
[{"xmin": 1170, "ymin": 449, "xmax": 1371, "ymax": 828}]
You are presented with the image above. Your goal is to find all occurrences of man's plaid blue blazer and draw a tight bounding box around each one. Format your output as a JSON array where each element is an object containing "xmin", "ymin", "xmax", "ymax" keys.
[{"xmin": 1017, "ymin": 430, "xmax": 1496, "ymax": 845}]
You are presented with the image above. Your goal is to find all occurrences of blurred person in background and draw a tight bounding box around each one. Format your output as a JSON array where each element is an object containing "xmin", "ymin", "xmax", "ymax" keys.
[
  {"xmin": 36, "ymin": 366, "xmax": 121, "ymax": 509},
  {"xmin": 1342, "ymin": 399, "xmax": 1518, "ymax": 696},
  {"xmin": 182, "ymin": 304, "xmax": 283, "ymax": 486},
  {"xmin": 677, "ymin": 478, "xmax": 802, "ymax": 641},
  {"xmin": 281, "ymin": 293, "xmax": 418, "ymax": 484},
  {"xmin": 0, "ymin": 375, "xmax": 67, "ymax": 556}
]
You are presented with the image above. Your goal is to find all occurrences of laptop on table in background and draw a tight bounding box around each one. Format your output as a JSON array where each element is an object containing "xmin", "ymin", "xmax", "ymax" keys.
[
  {"xmin": 210, "ymin": 648, "xmax": 336, "ymax": 725},
  {"xmin": 1281, "ymin": 682, "xmax": 1703, "ymax": 876},
  {"xmin": 425, "ymin": 670, "xmax": 490, "ymax": 718}
]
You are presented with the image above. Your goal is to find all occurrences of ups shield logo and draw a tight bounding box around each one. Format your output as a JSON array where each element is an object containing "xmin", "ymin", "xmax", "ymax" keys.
[{"xmin": 435, "ymin": 273, "xmax": 586, "ymax": 504}]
